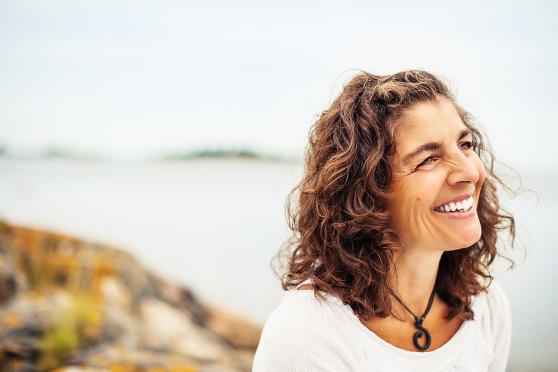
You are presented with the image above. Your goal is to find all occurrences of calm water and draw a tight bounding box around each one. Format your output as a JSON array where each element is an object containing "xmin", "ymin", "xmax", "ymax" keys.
[{"xmin": 0, "ymin": 158, "xmax": 555, "ymax": 371}]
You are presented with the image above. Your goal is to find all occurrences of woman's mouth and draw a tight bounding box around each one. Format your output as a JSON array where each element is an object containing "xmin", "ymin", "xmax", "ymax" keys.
[{"xmin": 432, "ymin": 196, "xmax": 475, "ymax": 219}]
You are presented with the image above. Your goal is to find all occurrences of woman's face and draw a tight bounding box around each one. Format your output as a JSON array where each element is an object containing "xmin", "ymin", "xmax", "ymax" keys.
[{"xmin": 386, "ymin": 97, "xmax": 486, "ymax": 252}]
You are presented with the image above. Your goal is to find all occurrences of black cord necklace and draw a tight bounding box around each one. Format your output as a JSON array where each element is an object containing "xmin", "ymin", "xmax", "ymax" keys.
[{"xmin": 389, "ymin": 284, "xmax": 437, "ymax": 351}]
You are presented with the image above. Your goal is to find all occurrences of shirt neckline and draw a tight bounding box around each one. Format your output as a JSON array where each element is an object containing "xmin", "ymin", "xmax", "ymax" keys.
[
  {"xmin": 349, "ymin": 305, "xmax": 473, "ymax": 358},
  {"xmin": 289, "ymin": 283, "xmax": 477, "ymax": 359}
]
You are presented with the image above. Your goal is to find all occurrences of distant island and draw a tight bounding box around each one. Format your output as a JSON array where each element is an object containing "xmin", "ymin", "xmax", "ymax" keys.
[
  {"xmin": 0, "ymin": 144, "xmax": 102, "ymax": 161},
  {"xmin": 157, "ymin": 148, "xmax": 300, "ymax": 163}
]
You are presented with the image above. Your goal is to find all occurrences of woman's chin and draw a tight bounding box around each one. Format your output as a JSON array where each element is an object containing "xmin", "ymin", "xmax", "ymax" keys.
[{"xmin": 446, "ymin": 230, "xmax": 482, "ymax": 250}]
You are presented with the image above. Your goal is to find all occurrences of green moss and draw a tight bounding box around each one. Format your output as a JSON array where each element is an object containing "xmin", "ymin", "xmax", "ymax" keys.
[
  {"xmin": 37, "ymin": 291, "xmax": 102, "ymax": 371},
  {"xmin": 42, "ymin": 324, "xmax": 79, "ymax": 357}
]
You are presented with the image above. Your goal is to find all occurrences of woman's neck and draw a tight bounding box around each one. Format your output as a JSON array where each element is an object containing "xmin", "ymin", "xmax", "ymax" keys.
[{"xmin": 389, "ymin": 248, "xmax": 443, "ymax": 319}]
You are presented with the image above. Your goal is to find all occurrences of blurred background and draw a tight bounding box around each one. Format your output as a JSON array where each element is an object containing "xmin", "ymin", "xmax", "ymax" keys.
[{"xmin": 0, "ymin": 0, "xmax": 556, "ymax": 371}]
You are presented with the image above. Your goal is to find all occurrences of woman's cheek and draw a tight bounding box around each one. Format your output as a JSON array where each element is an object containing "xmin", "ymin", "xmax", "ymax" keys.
[{"xmin": 414, "ymin": 172, "xmax": 443, "ymax": 209}]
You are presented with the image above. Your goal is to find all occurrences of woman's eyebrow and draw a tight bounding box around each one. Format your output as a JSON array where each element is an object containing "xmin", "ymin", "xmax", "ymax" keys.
[{"xmin": 401, "ymin": 129, "xmax": 472, "ymax": 165}]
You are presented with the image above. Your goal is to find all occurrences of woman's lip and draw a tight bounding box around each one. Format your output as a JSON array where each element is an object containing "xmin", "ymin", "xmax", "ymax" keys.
[
  {"xmin": 433, "ymin": 204, "xmax": 476, "ymax": 219},
  {"xmin": 433, "ymin": 193, "xmax": 473, "ymax": 209}
]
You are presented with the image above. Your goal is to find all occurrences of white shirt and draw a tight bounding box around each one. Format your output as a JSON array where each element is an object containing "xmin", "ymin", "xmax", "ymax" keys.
[{"xmin": 252, "ymin": 278, "xmax": 511, "ymax": 372}]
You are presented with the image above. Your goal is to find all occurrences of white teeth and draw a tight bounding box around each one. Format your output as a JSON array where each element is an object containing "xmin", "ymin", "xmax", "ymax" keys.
[{"xmin": 435, "ymin": 196, "xmax": 474, "ymax": 213}]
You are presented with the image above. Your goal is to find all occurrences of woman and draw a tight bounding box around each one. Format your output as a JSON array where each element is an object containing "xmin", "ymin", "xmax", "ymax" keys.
[{"xmin": 252, "ymin": 70, "xmax": 516, "ymax": 372}]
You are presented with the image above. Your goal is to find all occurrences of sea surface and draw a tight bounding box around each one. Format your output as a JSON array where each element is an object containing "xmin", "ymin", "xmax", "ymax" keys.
[{"xmin": 0, "ymin": 158, "xmax": 555, "ymax": 371}]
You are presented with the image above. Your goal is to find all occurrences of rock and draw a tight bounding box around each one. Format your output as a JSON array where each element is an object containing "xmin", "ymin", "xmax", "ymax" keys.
[
  {"xmin": 151, "ymin": 274, "xmax": 209, "ymax": 326},
  {"xmin": 203, "ymin": 303, "xmax": 262, "ymax": 349},
  {"xmin": 0, "ymin": 220, "xmax": 261, "ymax": 372},
  {"xmin": 0, "ymin": 265, "xmax": 17, "ymax": 304},
  {"xmin": 199, "ymin": 364, "xmax": 244, "ymax": 372},
  {"xmin": 0, "ymin": 230, "xmax": 21, "ymax": 305},
  {"xmin": 139, "ymin": 297, "xmax": 227, "ymax": 362},
  {"xmin": 62, "ymin": 343, "xmax": 197, "ymax": 371},
  {"xmin": 99, "ymin": 277, "xmax": 131, "ymax": 312}
]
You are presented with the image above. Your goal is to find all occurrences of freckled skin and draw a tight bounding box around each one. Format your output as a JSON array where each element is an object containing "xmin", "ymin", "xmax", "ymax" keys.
[{"xmin": 386, "ymin": 97, "xmax": 486, "ymax": 252}]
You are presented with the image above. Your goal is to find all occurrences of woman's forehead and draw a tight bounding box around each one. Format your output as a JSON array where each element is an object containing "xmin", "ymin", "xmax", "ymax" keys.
[{"xmin": 394, "ymin": 99, "xmax": 465, "ymax": 147}]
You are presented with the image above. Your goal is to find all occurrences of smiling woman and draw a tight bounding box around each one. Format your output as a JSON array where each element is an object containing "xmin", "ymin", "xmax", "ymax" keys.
[{"xmin": 253, "ymin": 70, "xmax": 518, "ymax": 372}]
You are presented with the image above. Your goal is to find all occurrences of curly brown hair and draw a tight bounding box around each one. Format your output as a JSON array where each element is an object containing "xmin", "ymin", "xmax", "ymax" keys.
[{"xmin": 272, "ymin": 70, "xmax": 520, "ymax": 322}]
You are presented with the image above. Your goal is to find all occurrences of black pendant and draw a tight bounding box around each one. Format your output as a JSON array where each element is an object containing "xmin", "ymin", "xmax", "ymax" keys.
[
  {"xmin": 412, "ymin": 318, "xmax": 431, "ymax": 351},
  {"xmin": 389, "ymin": 283, "xmax": 437, "ymax": 352}
]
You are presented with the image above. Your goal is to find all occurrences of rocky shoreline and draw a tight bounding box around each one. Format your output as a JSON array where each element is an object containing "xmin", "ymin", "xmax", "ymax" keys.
[{"xmin": 0, "ymin": 220, "xmax": 261, "ymax": 371}]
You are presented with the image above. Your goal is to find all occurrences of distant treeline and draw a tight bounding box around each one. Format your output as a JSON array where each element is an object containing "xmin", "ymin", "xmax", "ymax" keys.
[
  {"xmin": 0, "ymin": 144, "xmax": 300, "ymax": 163},
  {"xmin": 160, "ymin": 148, "xmax": 298, "ymax": 163}
]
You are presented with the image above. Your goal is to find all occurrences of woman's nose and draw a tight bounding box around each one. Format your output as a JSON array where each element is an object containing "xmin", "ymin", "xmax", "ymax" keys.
[{"xmin": 446, "ymin": 152, "xmax": 480, "ymax": 185}]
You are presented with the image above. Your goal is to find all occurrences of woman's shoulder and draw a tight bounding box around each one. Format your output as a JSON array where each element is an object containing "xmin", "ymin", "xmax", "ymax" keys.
[
  {"xmin": 470, "ymin": 277, "xmax": 513, "ymax": 371},
  {"xmin": 484, "ymin": 278, "xmax": 511, "ymax": 308},
  {"xmin": 472, "ymin": 277, "xmax": 512, "ymax": 317},
  {"xmin": 252, "ymin": 282, "xmax": 365, "ymax": 371},
  {"xmin": 270, "ymin": 281, "xmax": 353, "ymax": 326},
  {"xmin": 474, "ymin": 277, "xmax": 512, "ymax": 332},
  {"xmin": 256, "ymin": 279, "xmax": 360, "ymax": 347}
]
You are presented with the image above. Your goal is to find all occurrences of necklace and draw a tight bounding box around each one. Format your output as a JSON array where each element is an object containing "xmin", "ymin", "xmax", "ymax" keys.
[{"xmin": 389, "ymin": 284, "xmax": 437, "ymax": 351}]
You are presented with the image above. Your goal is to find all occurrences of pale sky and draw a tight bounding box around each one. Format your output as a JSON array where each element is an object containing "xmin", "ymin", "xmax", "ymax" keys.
[{"xmin": 1, "ymin": 0, "xmax": 557, "ymax": 169}]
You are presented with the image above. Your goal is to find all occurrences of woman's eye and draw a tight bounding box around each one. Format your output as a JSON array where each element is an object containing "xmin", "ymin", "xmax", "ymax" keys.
[
  {"xmin": 418, "ymin": 156, "xmax": 437, "ymax": 168},
  {"xmin": 416, "ymin": 141, "xmax": 476, "ymax": 170},
  {"xmin": 461, "ymin": 140, "xmax": 476, "ymax": 150}
]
